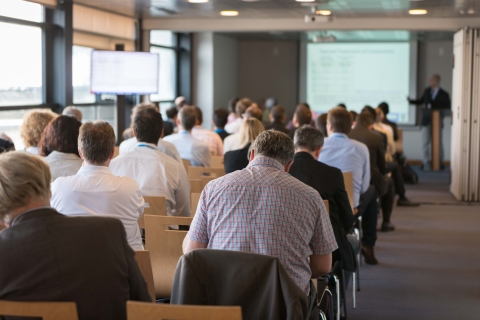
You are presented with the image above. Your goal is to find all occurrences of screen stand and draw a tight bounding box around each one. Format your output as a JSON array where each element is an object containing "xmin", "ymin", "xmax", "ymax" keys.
[{"xmin": 116, "ymin": 95, "xmax": 126, "ymax": 145}]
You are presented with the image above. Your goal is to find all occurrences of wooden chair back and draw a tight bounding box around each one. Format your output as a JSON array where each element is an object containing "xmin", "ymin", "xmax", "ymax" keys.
[
  {"xmin": 188, "ymin": 166, "xmax": 225, "ymax": 179},
  {"xmin": 113, "ymin": 146, "xmax": 119, "ymax": 158},
  {"xmin": 189, "ymin": 177, "xmax": 215, "ymax": 194},
  {"xmin": 138, "ymin": 196, "xmax": 166, "ymax": 229},
  {"xmin": 182, "ymin": 159, "xmax": 190, "ymax": 171},
  {"xmin": 127, "ymin": 301, "xmax": 242, "ymax": 320},
  {"xmin": 323, "ymin": 200, "xmax": 330, "ymax": 215},
  {"xmin": 134, "ymin": 250, "xmax": 156, "ymax": 302},
  {"xmin": 395, "ymin": 128, "xmax": 403, "ymax": 154},
  {"xmin": 210, "ymin": 156, "xmax": 224, "ymax": 168},
  {"xmin": 191, "ymin": 193, "xmax": 201, "ymax": 215},
  {"xmin": 342, "ymin": 172, "xmax": 355, "ymax": 211},
  {"xmin": 0, "ymin": 301, "xmax": 78, "ymax": 320},
  {"xmin": 144, "ymin": 215, "xmax": 193, "ymax": 298}
]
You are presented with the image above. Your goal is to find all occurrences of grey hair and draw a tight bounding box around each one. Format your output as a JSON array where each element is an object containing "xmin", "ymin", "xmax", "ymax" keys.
[
  {"xmin": 251, "ymin": 130, "xmax": 294, "ymax": 166},
  {"xmin": 62, "ymin": 106, "xmax": 83, "ymax": 122},
  {"xmin": 294, "ymin": 125, "xmax": 324, "ymax": 152}
]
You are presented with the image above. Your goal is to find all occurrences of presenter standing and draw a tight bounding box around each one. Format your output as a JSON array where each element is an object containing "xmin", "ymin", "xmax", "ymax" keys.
[{"xmin": 408, "ymin": 74, "xmax": 450, "ymax": 170}]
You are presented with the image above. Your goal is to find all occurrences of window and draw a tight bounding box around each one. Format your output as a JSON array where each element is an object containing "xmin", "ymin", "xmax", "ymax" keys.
[
  {"xmin": 0, "ymin": 109, "xmax": 34, "ymax": 151},
  {"xmin": 150, "ymin": 31, "xmax": 177, "ymax": 103},
  {"xmin": 75, "ymin": 105, "xmax": 117, "ymax": 136},
  {"xmin": 73, "ymin": 45, "xmax": 96, "ymax": 103},
  {"xmin": 150, "ymin": 30, "xmax": 176, "ymax": 47},
  {"xmin": 0, "ymin": 0, "xmax": 43, "ymax": 23}
]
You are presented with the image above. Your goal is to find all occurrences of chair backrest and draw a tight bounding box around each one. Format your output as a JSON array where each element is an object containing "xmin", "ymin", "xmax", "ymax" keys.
[
  {"xmin": 189, "ymin": 177, "xmax": 215, "ymax": 194},
  {"xmin": 144, "ymin": 215, "xmax": 193, "ymax": 298},
  {"xmin": 0, "ymin": 301, "xmax": 78, "ymax": 320},
  {"xmin": 188, "ymin": 166, "xmax": 225, "ymax": 179},
  {"xmin": 210, "ymin": 156, "xmax": 224, "ymax": 168},
  {"xmin": 138, "ymin": 196, "xmax": 167, "ymax": 229},
  {"xmin": 342, "ymin": 172, "xmax": 354, "ymax": 211},
  {"xmin": 323, "ymin": 200, "xmax": 330, "ymax": 215},
  {"xmin": 127, "ymin": 301, "xmax": 242, "ymax": 320},
  {"xmin": 113, "ymin": 146, "xmax": 119, "ymax": 158},
  {"xmin": 134, "ymin": 250, "xmax": 156, "ymax": 302},
  {"xmin": 395, "ymin": 128, "xmax": 403, "ymax": 154},
  {"xmin": 182, "ymin": 159, "xmax": 190, "ymax": 170},
  {"xmin": 191, "ymin": 193, "xmax": 201, "ymax": 215}
]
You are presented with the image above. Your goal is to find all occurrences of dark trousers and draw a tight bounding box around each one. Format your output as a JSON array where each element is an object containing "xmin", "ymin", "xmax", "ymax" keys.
[
  {"xmin": 357, "ymin": 185, "xmax": 378, "ymax": 247},
  {"xmin": 380, "ymin": 177, "xmax": 395, "ymax": 224},
  {"xmin": 386, "ymin": 161, "xmax": 406, "ymax": 198}
]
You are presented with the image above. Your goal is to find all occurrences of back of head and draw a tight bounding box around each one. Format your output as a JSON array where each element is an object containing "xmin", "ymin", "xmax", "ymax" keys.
[
  {"xmin": 79, "ymin": 121, "xmax": 116, "ymax": 165},
  {"xmin": 295, "ymin": 106, "xmax": 312, "ymax": 126},
  {"xmin": 270, "ymin": 105, "xmax": 286, "ymax": 123},
  {"xmin": 327, "ymin": 107, "xmax": 353, "ymax": 134},
  {"xmin": 213, "ymin": 108, "xmax": 229, "ymax": 129},
  {"xmin": 265, "ymin": 97, "xmax": 277, "ymax": 109},
  {"xmin": 20, "ymin": 109, "xmax": 57, "ymax": 148},
  {"xmin": 62, "ymin": 106, "xmax": 83, "ymax": 122},
  {"xmin": 251, "ymin": 130, "xmax": 294, "ymax": 166},
  {"xmin": 235, "ymin": 98, "xmax": 253, "ymax": 117},
  {"xmin": 133, "ymin": 108, "xmax": 164, "ymax": 144},
  {"xmin": 361, "ymin": 106, "xmax": 377, "ymax": 122},
  {"xmin": 315, "ymin": 113, "xmax": 328, "ymax": 137},
  {"xmin": 349, "ymin": 111, "xmax": 358, "ymax": 122},
  {"xmin": 297, "ymin": 102, "xmax": 311, "ymax": 110},
  {"xmin": 294, "ymin": 125, "xmax": 324, "ymax": 152},
  {"xmin": 337, "ymin": 103, "xmax": 347, "ymax": 109},
  {"xmin": 228, "ymin": 97, "xmax": 240, "ymax": 114},
  {"xmin": 378, "ymin": 102, "xmax": 389, "ymax": 115},
  {"xmin": 38, "ymin": 115, "xmax": 81, "ymax": 157},
  {"xmin": 192, "ymin": 106, "xmax": 203, "ymax": 125},
  {"xmin": 356, "ymin": 112, "xmax": 375, "ymax": 128},
  {"xmin": 244, "ymin": 106, "xmax": 263, "ymax": 121},
  {"xmin": 238, "ymin": 118, "xmax": 265, "ymax": 148},
  {"xmin": 178, "ymin": 106, "xmax": 198, "ymax": 131},
  {"xmin": 130, "ymin": 102, "xmax": 159, "ymax": 125},
  {"xmin": 375, "ymin": 108, "xmax": 384, "ymax": 122},
  {"xmin": 0, "ymin": 152, "xmax": 51, "ymax": 220},
  {"xmin": 175, "ymin": 96, "xmax": 188, "ymax": 110},
  {"xmin": 166, "ymin": 107, "xmax": 178, "ymax": 120}
]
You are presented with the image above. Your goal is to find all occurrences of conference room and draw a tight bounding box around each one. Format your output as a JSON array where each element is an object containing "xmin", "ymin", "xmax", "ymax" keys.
[{"xmin": 1, "ymin": 0, "xmax": 480, "ymax": 319}]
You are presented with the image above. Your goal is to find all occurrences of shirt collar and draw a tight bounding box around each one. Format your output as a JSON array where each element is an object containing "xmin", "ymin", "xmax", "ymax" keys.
[
  {"xmin": 329, "ymin": 132, "xmax": 348, "ymax": 139},
  {"xmin": 48, "ymin": 151, "xmax": 81, "ymax": 160},
  {"xmin": 247, "ymin": 156, "xmax": 284, "ymax": 171},
  {"xmin": 135, "ymin": 142, "xmax": 157, "ymax": 149},
  {"xmin": 294, "ymin": 152, "xmax": 315, "ymax": 160},
  {"xmin": 77, "ymin": 165, "xmax": 112, "ymax": 175},
  {"xmin": 179, "ymin": 130, "xmax": 191, "ymax": 135},
  {"xmin": 11, "ymin": 206, "xmax": 55, "ymax": 226}
]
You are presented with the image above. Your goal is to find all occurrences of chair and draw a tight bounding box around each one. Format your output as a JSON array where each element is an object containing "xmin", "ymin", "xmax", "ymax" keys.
[
  {"xmin": 189, "ymin": 177, "xmax": 216, "ymax": 194},
  {"xmin": 182, "ymin": 159, "xmax": 190, "ymax": 171},
  {"xmin": 0, "ymin": 301, "xmax": 78, "ymax": 320},
  {"xmin": 191, "ymin": 193, "xmax": 201, "ymax": 215},
  {"xmin": 188, "ymin": 166, "xmax": 225, "ymax": 179},
  {"xmin": 211, "ymin": 156, "xmax": 224, "ymax": 168},
  {"xmin": 395, "ymin": 128, "xmax": 403, "ymax": 154},
  {"xmin": 138, "ymin": 196, "xmax": 166, "ymax": 229},
  {"xmin": 127, "ymin": 301, "xmax": 242, "ymax": 320},
  {"xmin": 144, "ymin": 215, "xmax": 193, "ymax": 298},
  {"xmin": 342, "ymin": 172, "xmax": 354, "ymax": 212},
  {"xmin": 113, "ymin": 146, "xmax": 119, "ymax": 158},
  {"xmin": 134, "ymin": 250, "xmax": 156, "ymax": 302}
]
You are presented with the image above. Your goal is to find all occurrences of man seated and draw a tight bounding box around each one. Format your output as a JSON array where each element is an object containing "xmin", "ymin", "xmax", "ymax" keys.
[
  {"xmin": 378, "ymin": 102, "xmax": 399, "ymax": 141},
  {"xmin": 51, "ymin": 121, "xmax": 144, "ymax": 250},
  {"xmin": 166, "ymin": 106, "xmax": 178, "ymax": 133},
  {"xmin": 62, "ymin": 106, "xmax": 83, "ymax": 121},
  {"xmin": 212, "ymin": 108, "xmax": 230, "ymax": 141},
  {"xmin": 164, "ymin": 106, "xmax": 211, "ymax": 167},
  {"xmin": 0, "ymin": 152, "xmax": 150, "ymax": 319},
  {"xmin": 289, "ymin": 105, "xmax": 313, "ymax": 139},
  {"xmin": 264, "ymin": 105, "xmax": 290, "ymax": 134},
  {"xmin": 111, "ymin": 108, "xmax": 191, "ymax": 216},
  {"xmin": 191, "ymin": 106, "xmax": 223, "ymax": 156},
  {"xmin": 319, "ymin": 108, "xmax": 380, "ymax": 265},
  {"xmin": 119, "ymin": 103, "xmax": 182, "ymax": 164},
  {"xmin": 289, "ymin": 125, "xmax": 356, "ymax": 274},
  {"xmin": 184, "ymin": 130, "xmax": 338, "ymax": 300},
  {"xmin": 224, "ymin": 98, "xmax": 252, "ymax": 134}
]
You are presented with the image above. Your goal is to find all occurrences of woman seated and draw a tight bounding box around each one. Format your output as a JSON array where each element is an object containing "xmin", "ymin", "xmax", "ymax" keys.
[{"xmin": 19, "ymin": 109, "xmax": 57, "ymax": 154}]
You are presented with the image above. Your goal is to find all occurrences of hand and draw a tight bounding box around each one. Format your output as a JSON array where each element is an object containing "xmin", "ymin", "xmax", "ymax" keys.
[{"xmin": 406, "ymin": 97, "xmax": 412, "ymax": 103}]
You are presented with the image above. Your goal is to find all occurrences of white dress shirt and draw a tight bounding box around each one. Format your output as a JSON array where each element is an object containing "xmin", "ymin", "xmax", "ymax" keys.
[
  {"xmin": 192, "ymin": 126, "xmax": 223, "ymax": 156},
  {"xmin": 110, "ymin": 142, "xmax": 191, "ymax": 217},
  {"xmin": 223, "ymin": 133, "xmax": 242, "ymax": 154},
  {"xmin": 25, "ymin": 146, "xmax": 38, "ymax": 155},
  {"xmin": 373, "ymin": 122, "xmax": 396, "ymax": 161},
  {"xmin": 119, "ymin": 137, "xmax": 182, "ymax": 163},
  {"xmin": 43, "ymin": 151, "xmax": 83, "ymax": 182},
  {"xmin": 224, "ymin": 118, "xmax": 243, "ymax": 134},
  {"xmin": 164, "ymin": 131, "xmax": 211, "ymax": 167},
  {"xmin": 51, "ymin": 165, "xmax": 144, "ymax": 250}
]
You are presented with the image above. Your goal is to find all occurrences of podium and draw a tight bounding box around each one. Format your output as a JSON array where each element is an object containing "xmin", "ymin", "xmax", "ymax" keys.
[{"xmin": 431, "ymin": 110, "xmax": 442, "ymax": 171}]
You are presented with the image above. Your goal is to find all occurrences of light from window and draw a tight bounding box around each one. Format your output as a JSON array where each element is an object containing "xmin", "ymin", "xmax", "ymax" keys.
[
  {"xmin": 150, "ymin": 30, "xmax": 176, "ymax": 47},
  {"xmin": 150, "ymin": 46, "xmax": 176, "ymax": 102},
  {"xmin": 0, "ymin": 0, "xmax": 43, "ymax": 23},
  {"xmin": 0, "ymin": 22, "xmax": 43, "ymax": 106},
  {"xmin": 0, "ymin": 109, "xmax": 43, "ymax": 151},
  {"xmin": 75, "ymin": 105, "xmax": 117, "ymax": 137},
  {"xmin": 73, "ymin": 45, "xmax": 96, "ymax": 103}
]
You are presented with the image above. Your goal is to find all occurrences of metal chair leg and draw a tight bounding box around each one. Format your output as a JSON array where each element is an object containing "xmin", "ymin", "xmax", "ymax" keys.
[
  {"xmin": 333, "ymin": 274, "xmax": 340, "ymax": 320},
  {"xmin": 352, "ymin": 271, "xmax": 356, "ymax": 309},
  {"xmin": 319, "ymin": 310, "xmax": 327, "ymax": 320}
]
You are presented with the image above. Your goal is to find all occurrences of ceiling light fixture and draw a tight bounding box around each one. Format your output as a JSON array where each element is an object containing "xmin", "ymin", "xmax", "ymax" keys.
[
  {"xmin": 409, "ymin": 9, "xmax": 427, "ymax": 15},
  {"xmin": 221, "ymin": 10, "xmax": 239, "ymax": 16},
  {"xmin": 316, "ymin": 10, "xmax": 332, "ymax": 15},
  {"xmin": 188, "ymin": 0, "xmax": 208, "ymax": 3},
  {"xmin": 296, "ymin": 0, "xmax": 315, "ymax": 2}
]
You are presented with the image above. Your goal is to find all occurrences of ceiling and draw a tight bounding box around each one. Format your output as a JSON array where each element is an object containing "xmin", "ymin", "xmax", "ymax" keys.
[{"xmin": 74, "ymin": 0, "xmax": 480, "ymax": 19}]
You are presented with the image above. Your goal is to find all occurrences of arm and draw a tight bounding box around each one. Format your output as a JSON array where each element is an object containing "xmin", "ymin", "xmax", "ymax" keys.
[
  {"xmin": 182, "ymin": 186, "xmax": 210, "ymax": 254},
  {"xmin": 183, "ymin": 237, "xmax": 208, "ymax": 254},
  {"xmin": 408, "ymin": 89, "xmax": 426, "ymax": 105},
  {"xmin": 310, "ymin": 253, "xmax": 332, "ymax": 278},
  {"xmin": 334, "ymin": 171, "xmax": 355, "ymax": 234}
]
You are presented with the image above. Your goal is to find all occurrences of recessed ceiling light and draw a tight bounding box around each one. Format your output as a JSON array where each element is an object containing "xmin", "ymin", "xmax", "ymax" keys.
[
  {"xmin": 296, "ymin": 0, "xmax": 315, "ymax": 2},
  {"xmin": 409, "ymin": 9, "xmax": 427, "ymax": 15},
  {"xmin": 316, "ymin": 10, "xmax": 332, "ymax": 16},
  {"xmin": 467, "ymin": 8, "xmax": 475, "ymax": 14},
  {"xmin": 221, "ymin": 10, "xmax": 239, "ymax": 16},
  {"xmin": 188, "ymin": 0, "xmax": 208, "ymax": 3}
]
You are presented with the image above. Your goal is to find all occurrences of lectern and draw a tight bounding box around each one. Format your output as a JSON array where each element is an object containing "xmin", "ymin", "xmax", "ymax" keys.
[{"xmin": 431, "ymin": 110, "xmax": 441, "ymax": 171}]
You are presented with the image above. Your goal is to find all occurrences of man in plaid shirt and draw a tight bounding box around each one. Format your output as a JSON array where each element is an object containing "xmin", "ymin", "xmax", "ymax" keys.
[{"xmin": 183, "ymin": 130, "xmax": 338, "ymax": 297}]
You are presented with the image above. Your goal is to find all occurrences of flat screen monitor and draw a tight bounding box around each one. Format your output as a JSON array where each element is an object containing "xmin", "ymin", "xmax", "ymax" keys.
[{"xmin": 90, "ymin": 51, "xmax": 159, "ymax": 95}]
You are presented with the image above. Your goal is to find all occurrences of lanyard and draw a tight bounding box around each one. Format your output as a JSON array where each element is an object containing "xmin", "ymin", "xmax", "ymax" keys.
[{"xmin": 137, "ymin": 144, "xmax": 156, "ymax": 150}]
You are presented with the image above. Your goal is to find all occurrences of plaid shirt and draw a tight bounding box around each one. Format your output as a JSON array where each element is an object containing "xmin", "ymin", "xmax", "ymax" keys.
[{"xmin": 187, "ymin": 156, "xmax": 338, "ymax": 294}]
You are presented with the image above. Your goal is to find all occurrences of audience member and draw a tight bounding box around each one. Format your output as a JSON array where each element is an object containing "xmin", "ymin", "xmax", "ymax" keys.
[
  {"xmin": 223, "ymin": 103, "xmax": 262, "ymax": 153},
  {"xmin": 0, "ymin": 152, "xmax": 151, "ymax": 319},
  {"xmin": 122, "ymin": 102, "xmax": 170, "ymax": 140},
  {"xmin": 262, "ymin": 97, "xmax": 277, "ymax": 122},
  {"xmin": 374, "ymin": 107, "xmax": 396, "ymax": 161},
  {"xmin": 164, "ymin": 106, "xmax": 211, "ymax": 167},
  {"xmin": 362, "ymin": 106, "xmax": 387, "ymax": 149},
  {"xmin": 289, "ymin": 105, "xmax": 312, "ymax": 139},
  {"xmin": 289, "ymin": 125, "xmax": 357, "ymax": 274},
  {"xmin": 184, "ymin": 130, "xmax": 337, "ymax": 300},
  {"xmin": 227, "ymin": 97, "xmax": 240, "ymax": 124},
  {"xmin": 244, "ymin": 105, "xmax": 263, "ymax": 121},
  {"xmin": 119, "ymin": 103, "xmax": 182, "ymax": 164},
  {"xmin": 191, "ymin": 106, "xmax": 223, "ymax": 156},
  {"xmin": 264, "ymin": 105, "xmax": 290, "ymax": 134},
  {"xmin": 224, "ymin": 118, "xmax": 264, "ymax": 174},
  {"xmin": 19, "ymin": 109, "xmax": 57, "ymax": 155},
  {"xmin": 349, "ymin": 110, "xmax": 358, "ymax": 127},
  {"xmin": 337, "ymin": 103, "xmax": 347, "ymax": 109},
  {"xmin": 287, "ymin": 102, "xmax": 314, "ymax": 131},
  {"xmin": 213, "ymin": 108, "xmax": 230, "ymax": 141},
  {"xmin": 319, "ymin": 108, "xmax": 380, "ymax": 265},
  {"xmin": 378, "ymin": 102, "xmax": 399, "ymax": 141},
  {"xmin": 51, "ymin": 121, "xmax": 144, "ymax": 250},
  {"xmin": 62, "ymin": 106, "xmax": 83, "ymax": 121},
  {"xmin": 0, "ymin": 133, "xmax": 15, "ymax": 154},
  {"xmin": 166, "ymin": 106, "xmax": 178, "ymax": 132},
  {"xmin": 38, "ymin": 115, "xmax": 83, "ymax": 182},
  {"xmin": 224, "ymin": 98, "xmax": 253, "ymax": 134},
  {"xmin": 111, "ymin": 108, "xmax": 191, "ymax": 216},
  {"xmin": 175, "ymin": 96, "xmax": 188, "ymax": 110},
  {"xmin": 315, "ymin": 113, "xmax": 328, "ymax": 137}
]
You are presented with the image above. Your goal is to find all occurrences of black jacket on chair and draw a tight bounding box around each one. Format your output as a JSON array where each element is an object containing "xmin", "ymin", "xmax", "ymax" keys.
[
  {"xmin": 289, "ymin": 152, "xmax": 356, "ymax": 272},
  {"xmin": 410, "ymin": 87, "xmax": 451, "ymax": 126},
  {"xmin": 224, "ymin": 143, "xmax": 251, "ymax": 174},
  {"xmin": 171, "ymin": 249, "xmax": 309, "ymax": 320},
  {"xmin": 0, "ymin": 208, "xmax": 151, "ymax": 320}
]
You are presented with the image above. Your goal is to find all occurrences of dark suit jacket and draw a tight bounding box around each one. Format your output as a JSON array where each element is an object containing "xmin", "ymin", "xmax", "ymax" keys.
[
  {"xmin": 349, "ymin": 126, "xmax": 389, "ymax": 196},
  {"xmin": 0, "ymin": 138, "xmax": 14, "ymax": 153},
  {"xmin": 264, "ymin": 121, "xmax": 290, "ymax": 135},
  {"xmin": 163, "ymin": 121, "xmax": 174, "ymax": 137},
  {"xmin": 0, "ymin": 208, "xmax": 151, "ymax": 320},
  {"xmin": 214, "ymin": 129, "xmax": 230, "ymax": 141},
  {"xmin": 289, "ymin": 152, "xmax": 356, "ymax": 272},
  {"xmin": 224, "ymin": 143, "xmax": 250, "ymax": 174},
  {"xmin": 171, "ymin": 249, "xmax": 309, "ymax": 320},
  {"xmin": 411, "ymin": 87, "xmax": 451, "ymax": 126}
]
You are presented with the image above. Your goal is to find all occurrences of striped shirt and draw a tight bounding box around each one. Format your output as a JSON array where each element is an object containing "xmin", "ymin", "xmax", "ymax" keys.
[{"xmin": 187, "ymin": 156, "xmax": 338, "ymax": 294}]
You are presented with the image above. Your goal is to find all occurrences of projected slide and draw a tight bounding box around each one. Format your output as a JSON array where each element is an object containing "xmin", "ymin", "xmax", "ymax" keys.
[{"xmin": 307, "ymin": 43, "xmax": 410, "ymax": 123}]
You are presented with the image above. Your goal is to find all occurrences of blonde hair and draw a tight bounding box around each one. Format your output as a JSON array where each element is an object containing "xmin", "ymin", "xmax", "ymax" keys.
[
  {"xmin": 20, "ymin": 109, "xmax": 57, "ymax": 148},
  {"xmin": 0, "ymin": 152, "xmax": 51, "ymax": 220},
  {"xmin": 238, "ymin": 118, "xmax": 265, "ymax": 148}
]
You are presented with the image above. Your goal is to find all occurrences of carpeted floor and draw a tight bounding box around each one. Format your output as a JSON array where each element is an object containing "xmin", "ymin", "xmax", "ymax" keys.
[{"xmin": 345, "ymin": 167, "xmax": 480, "ymax": 320}]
